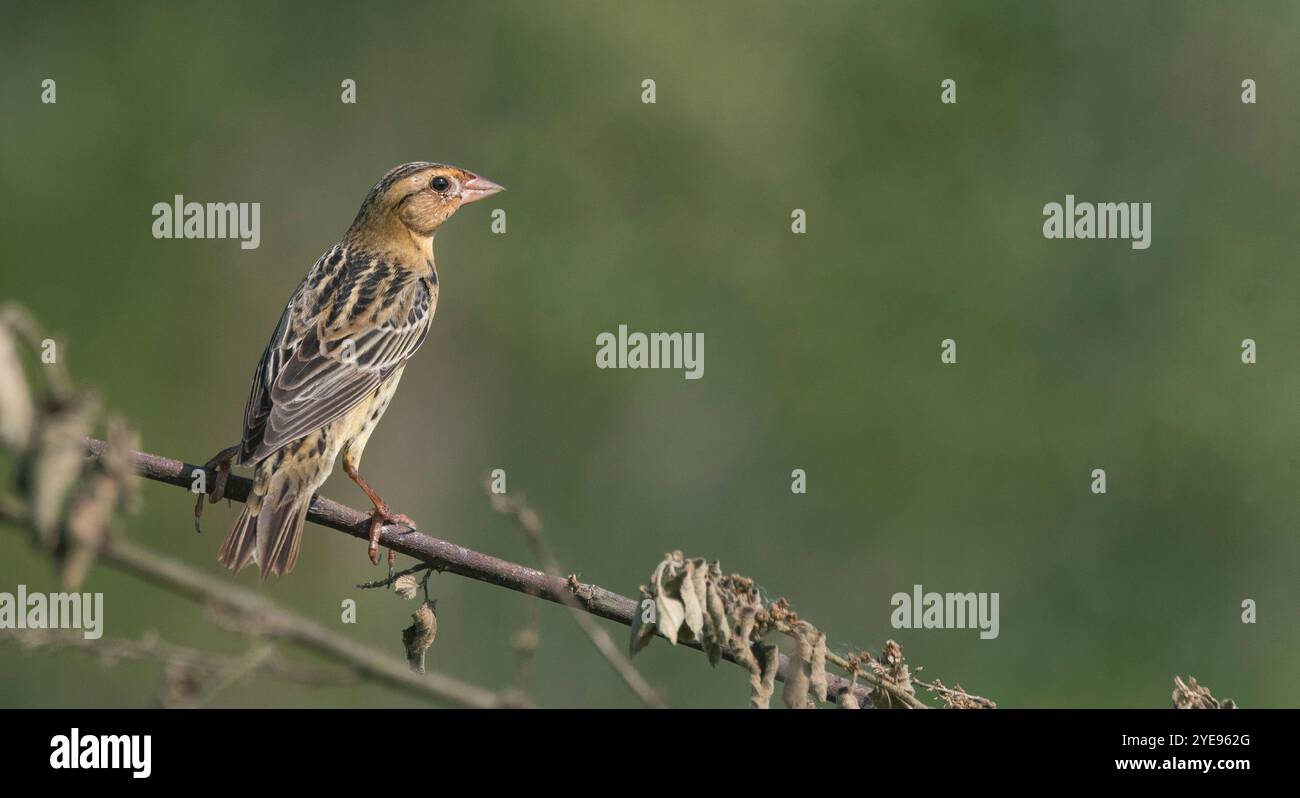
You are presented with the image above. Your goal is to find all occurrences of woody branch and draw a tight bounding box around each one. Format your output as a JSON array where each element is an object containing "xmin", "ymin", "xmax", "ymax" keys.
[{"xmin": 82, "ymin": 436, "xmax": 880, "ymax": 707}]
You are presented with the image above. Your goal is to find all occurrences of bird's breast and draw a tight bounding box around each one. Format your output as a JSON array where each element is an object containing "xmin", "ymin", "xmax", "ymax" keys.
[{"xmin": 338, "ymin": 366, "xmax": 407, "ymax": 456}]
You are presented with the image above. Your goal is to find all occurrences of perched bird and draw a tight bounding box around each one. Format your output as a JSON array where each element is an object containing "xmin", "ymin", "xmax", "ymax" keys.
[{"xmin": 204, "ymin": 162, "xmax": 503, "ymax": 578}]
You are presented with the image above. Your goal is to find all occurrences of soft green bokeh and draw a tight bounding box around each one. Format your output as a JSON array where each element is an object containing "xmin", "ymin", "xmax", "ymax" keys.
[{"xmin": 1, "ymin": 1, "xmax": 1296, "ymax": 708}]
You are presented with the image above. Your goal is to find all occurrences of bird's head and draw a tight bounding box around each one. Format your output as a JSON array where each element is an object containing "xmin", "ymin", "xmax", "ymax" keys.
[{"xmin": 347, "ymin": 162, "xmax": 504, "ymax": 248}]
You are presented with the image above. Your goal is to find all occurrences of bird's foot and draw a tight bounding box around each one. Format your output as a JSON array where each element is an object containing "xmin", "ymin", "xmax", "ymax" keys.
[
  {"xmin": 366, "ymin": 505, "xmax": 417, "ymax": 566},
  {"xmin": 193, "ymin": 444, "xmax": 240, "ymax": 533}
]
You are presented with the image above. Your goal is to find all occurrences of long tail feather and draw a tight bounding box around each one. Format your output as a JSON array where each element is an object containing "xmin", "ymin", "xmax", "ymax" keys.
[
  {"xmin": 218, "ymin": 504, "xmax": 260, "ymax": 573},
  {"xmin": 255, "ymin": 491, "xmax": 311, "ymax": 578},
  {"xmin": 251, "ymin": 468, "xmax": 312, "ymax": 579},
  {"xmin": 218, "ymin": 459, "xmax": 313, "ymax": 578},
  {"xmin": 219, "ymin": 431, "xmax": 332, "ymax": 579}
]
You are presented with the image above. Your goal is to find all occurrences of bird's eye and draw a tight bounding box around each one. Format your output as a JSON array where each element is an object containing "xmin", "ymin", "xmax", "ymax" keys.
[{"xmin": 431, "ymin": 176, "xmax": 451, "ymax": 192}]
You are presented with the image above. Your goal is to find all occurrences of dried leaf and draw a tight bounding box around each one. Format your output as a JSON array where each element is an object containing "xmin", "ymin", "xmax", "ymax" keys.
[
  {"xmin": 401, "ymin": 600, "xmax": 438, "ymax": 673},
  {"xmin": 699, "ymin": 575, "xmax": 727, "ymax": 666},
  {"xmin": 871, "ymin": 639, "xmax": 915, "ymax": 708},
  {"xmin": 732, "ymin": 607, "xmax": 759, "ymax": 671},
  {"xmin": 705, "ymin": 562, "xmax": 731, "ymax": 647},
  {"xmin": 701, "ymin": 634, "xmax": 721, "ymax": 667},
  {"xmin": 782, "ymin": 622, "xmax": 815, "ymax": 709},
  {"xmin": 1172, "ymin": 675, "xmax": 1235, "ymax": 709},
  {"xmin": 653, "ymin": 557, "xmax": 687, "ymax": 645},
  {"xmin": 393, "ymin": 574, "xmax": 420, "ymax": 600},
  {"xmin": 0, "ymin": 321, "xmax": 33, "ymax": 451},
  {"xmin": 628, "ymin": 591, "xmax": 656, "ymax": 657},
  {"xmin": 58, "ymin": 419, "xmax": 139, "ymax": 590},
  {"xmin": 809, "ymin": 628, "xmax": 828, "ymax": 703},
  {"xmin": 640, "ymin": 553, "xmax": 841, "ymax": 708},
  {"xmin": 676, "ymin": 564, "xmax": 707, "ymax": 644},
  {"xmin": 28, "ymin": 394, "xmax": 98, "ymax": 547},
  {"xmin": 61, "ymin": 474, "xmax": 114, "ymax": 590},
  {"xmin": 751, "ymin": 643, "xmax": 779, "ymax": 709},
  {"xmin": 734, "ymin": 605, "xmax": 756, "ymax": 650},
  {"xmin": 835, "ymin": 687, "xmax": 861, "ymax": 709},
  {"xmin": 883, "ymin": 639, "xmax": 913, "ymax": 695}
]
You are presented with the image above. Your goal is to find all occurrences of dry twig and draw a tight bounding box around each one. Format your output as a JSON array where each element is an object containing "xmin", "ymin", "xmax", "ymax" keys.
[{"xmin": 487, "ymin": 485, "xmax": 666, "ymax": 708}]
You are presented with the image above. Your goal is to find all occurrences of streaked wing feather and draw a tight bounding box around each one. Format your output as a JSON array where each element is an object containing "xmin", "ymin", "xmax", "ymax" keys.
[
  {"xmin": 239, "ymin": 248, "xmax": 431, "ymax": 464},
  {"xmin": 238, "ymin": 300, "xmax": 297, "ymax": 464}
]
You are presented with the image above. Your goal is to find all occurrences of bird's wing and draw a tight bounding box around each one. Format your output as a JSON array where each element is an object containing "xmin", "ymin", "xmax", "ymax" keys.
[{"xmin": 238, "ymin": 247, "xmax": 433, "ymax": 464}]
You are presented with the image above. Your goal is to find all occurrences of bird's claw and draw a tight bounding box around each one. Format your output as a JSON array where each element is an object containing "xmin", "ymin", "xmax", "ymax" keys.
[
  {"xmin": 366, "ymin": 506, "xmax": 417, "ymax": 565},
  {"xmin": 193, "ymin": 444, "xmax": 240, "ymax": 534}
]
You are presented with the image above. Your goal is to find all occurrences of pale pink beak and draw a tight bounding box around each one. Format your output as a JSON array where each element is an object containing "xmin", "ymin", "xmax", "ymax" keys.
[{"xmin": 461, "ymin": 173, "xmax": 505, "ymax": 204}]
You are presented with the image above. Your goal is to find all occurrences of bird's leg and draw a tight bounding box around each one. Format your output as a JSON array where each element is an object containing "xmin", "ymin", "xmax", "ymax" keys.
[
  {"xmin": 342, "ymin": 461, "xmax": 417, "ymax": 565},
  {"xmin": 193, "ymin": 444, "xmax": 241, "ymax": 534}
]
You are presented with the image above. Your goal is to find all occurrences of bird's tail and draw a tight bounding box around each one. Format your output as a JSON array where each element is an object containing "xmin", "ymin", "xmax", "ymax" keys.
[
  {"xmin": 217, "ymin": 503, "xmax": 260, "ymax": 573},
  {"xmin": 218, "ymin": 463, "xmax": 312, "ymax": 578}
]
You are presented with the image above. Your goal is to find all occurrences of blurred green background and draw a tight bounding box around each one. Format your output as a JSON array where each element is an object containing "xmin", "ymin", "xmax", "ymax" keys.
[{"xmin": 1, "ymin": 0, "xmax": 1297, "ymax": 708}]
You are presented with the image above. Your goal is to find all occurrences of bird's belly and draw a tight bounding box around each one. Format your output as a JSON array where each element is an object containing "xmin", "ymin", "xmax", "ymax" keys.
[{"xmin": 338, "ymin": 365, "xmax": 406, "ymax": 466}]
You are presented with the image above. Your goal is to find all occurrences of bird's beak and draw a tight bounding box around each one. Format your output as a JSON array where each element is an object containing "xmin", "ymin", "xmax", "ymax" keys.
[{"xmin": 461, "ymin": 174, "xmax": 505, "ymax": 205}]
